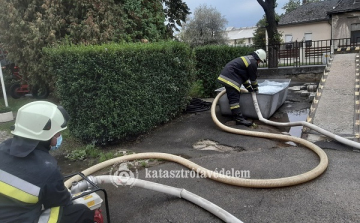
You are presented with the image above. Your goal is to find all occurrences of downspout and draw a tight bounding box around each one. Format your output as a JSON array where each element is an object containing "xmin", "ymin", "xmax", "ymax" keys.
[{"xmin": 328, "ymin": 12, "xmax": 334, "ymax": 54}]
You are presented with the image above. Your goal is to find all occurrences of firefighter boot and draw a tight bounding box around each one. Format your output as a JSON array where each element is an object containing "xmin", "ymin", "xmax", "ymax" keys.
[{"xmin": 235, "ymin": 113, "xmax": 253, "ymax": 126}]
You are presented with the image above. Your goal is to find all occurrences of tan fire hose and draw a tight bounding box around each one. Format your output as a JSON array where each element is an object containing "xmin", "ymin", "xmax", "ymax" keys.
[{"xmin": 65, "ymin": 90, "xmax": 328, "ymax": 189}]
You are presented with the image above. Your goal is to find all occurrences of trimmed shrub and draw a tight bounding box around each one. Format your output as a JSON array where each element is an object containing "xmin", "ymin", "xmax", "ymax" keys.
[
  {"xmin": 194, "ymin": 45, "xmax": 255, "ymax": 97},
  {"xmin": 44, "ymin": 42, "xmax": 193, "ymax": 144}
]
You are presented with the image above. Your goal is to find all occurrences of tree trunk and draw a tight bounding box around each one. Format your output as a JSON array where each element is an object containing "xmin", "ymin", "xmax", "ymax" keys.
[{"xmin": 257, "ymin": 0, "xmax": 279, "ymax": 68}]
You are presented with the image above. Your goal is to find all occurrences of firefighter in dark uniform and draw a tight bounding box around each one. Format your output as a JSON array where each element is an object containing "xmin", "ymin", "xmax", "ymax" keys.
[
  {"xmin": 217, "ymin": 49, "xmax": 267, "ymax": 126},
  {"xmin": 0, "ymin": 101, "xmax": 94, "ymax": 223}
]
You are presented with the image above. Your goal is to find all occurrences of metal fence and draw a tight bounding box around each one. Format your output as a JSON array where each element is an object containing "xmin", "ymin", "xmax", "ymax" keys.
[{"xmin": 260, "ymin": 38, "xmax": 360, "ymax": 68}]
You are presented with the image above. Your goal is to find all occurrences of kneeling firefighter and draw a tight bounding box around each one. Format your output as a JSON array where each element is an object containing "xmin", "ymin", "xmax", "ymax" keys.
[
  {"xmin": 217, "ymin": 49, "xmax": 267, "ymax": 126},
  {"xmin": 0, "ymin": 101, "xmax": 94, "ymax": 223}
]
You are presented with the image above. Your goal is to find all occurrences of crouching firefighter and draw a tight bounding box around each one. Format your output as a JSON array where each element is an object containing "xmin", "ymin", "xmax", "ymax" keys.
[
  {"xmin": 217, "ymin": 49, "xmax": 267, "ymax": 126},
  {"xmin": 0, "ymin": 101, "xmax": 94, "ymax": 223}
]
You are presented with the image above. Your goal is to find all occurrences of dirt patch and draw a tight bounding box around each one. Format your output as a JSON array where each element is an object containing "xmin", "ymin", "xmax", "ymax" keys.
[
  {"xmin": 193, "ymin": 139, "xmax": 244, "ymax": 152},
  {"xmin": 0, "ymin": 131, "xmax": 11, "ymax": 142}
]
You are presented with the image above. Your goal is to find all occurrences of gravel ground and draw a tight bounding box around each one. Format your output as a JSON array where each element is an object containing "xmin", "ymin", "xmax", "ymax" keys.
[{"xmin": 0, "ymin": 131, "xmax": 11, "ymax": 142}]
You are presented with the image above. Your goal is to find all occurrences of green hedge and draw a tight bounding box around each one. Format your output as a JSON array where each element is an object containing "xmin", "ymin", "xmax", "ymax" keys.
[
  {"xmin": 194, "ymin": 45, "xmax": 255, "ymax": 97},
  {"xmin": 44, "ymin": 42, "xmax": 193, "ymax": 144}
]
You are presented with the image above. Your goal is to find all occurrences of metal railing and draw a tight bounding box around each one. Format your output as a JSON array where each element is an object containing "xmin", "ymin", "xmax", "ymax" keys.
[{"xmin": 259, "ymin": 38, "xmax": 360, "ymax": 68}]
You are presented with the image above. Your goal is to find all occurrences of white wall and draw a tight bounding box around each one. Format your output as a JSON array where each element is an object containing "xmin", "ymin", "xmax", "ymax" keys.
[
  {"xmin": 278, "ymin": 21, "xmax": 331, "ymax": 42},
  {"xmin": 226, "ymin": 38, "xmax": 253, "ymax": 46}
]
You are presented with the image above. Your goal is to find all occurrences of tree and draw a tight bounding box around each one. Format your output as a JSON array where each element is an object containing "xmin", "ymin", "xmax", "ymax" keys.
[
  {"xmin": 257, "ymin": 0, "xmax": 282, "ymax": 68},
  {"xmin": 282, "ymin": 0, "xmax": 323, "ymax": 15},
  {"xmin": 162, "ymin": 0, "xmax": 190, "ymax": 37},
  {"xmin": 282, "ymin": 0, "xmax": 301, "ymax": 14},
  {"xmin": 179, "ymin": 4, "xmax": 228, "ymax": 47},
  {"xmin": 253, "ymin": 16, "xmax": 267, "ymax": 50},
  {"xmin": 0, "ymin": 0, "xmax": 190, "ymax": 86}
]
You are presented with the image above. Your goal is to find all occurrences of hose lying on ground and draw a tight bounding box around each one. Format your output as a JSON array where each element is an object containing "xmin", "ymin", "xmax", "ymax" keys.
[
  {"xmin": 250, "ymin": 92, "xmax": 360, "ymax": 149},
  {"xmin": 64, "ymin": 90, "xmax": 330, "ymax": 223},
  {"xmin": 72, "ymin": 175, "xmax": 244, "ymax": 223},
  {"xmin": 65, "ymin": 90, "xmax": 328, "ymax": 189}
]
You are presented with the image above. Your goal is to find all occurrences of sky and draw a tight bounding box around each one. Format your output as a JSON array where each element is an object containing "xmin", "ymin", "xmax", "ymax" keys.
[{"xmin": 181, "ymin": 0, "xmax": 289, "ymax": 28}]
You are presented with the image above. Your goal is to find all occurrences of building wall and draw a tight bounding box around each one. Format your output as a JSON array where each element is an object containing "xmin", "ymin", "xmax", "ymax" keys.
[
  {"xmin": 226, "ymin": 38, "xmax": 253, "ymax": 46},
  {"xmin": 331, "ymin": 12, "xmax": 360, "ymax": 40},
  {"xmin": 224, "ymin": 27, "xmax": 256, "ymax": 46},
  {"xmin": 278, "ymin": 21, "xmax": 331, "ymax": 42}
]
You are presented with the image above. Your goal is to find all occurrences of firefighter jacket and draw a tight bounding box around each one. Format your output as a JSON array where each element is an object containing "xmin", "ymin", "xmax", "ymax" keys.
[
  {"xmin": 217, "ymin": 55, "xmax": 258, "ymax": 92},
  {"xmin": 0, "ymin": 138, "xmax": 71, "ymax": 223}
]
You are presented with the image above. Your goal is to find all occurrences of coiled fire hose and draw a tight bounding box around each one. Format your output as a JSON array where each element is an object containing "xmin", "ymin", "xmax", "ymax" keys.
[
  {"xmin": 64, "ymin": 89, "xmax": 331, "ymax": 223},
  {"xmin": 65, "ymin": 90, "xmax": 329, "ymax": 189}
]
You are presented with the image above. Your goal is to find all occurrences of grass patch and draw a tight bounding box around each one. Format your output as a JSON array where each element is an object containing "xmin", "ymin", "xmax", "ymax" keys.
[
  {"xmin": 99, "ymin": 152, "xmax": 115, "ymax": 162},
  {"xmin": 0, "ymin": 119, "xmax": 14, "ymax": 134}
]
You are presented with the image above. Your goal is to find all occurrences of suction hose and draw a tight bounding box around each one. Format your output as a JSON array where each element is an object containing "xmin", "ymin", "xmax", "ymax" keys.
[
  {"xmin": 65, "ymin": 90, "xmax": 328, "ymax": 189},
  {"xmin": 250, "ymin": 92, "xmax": 360, "ymax": 149},
  {"xmin": 72, "ymin": 175, "xmax": 243, "ymax": 223}
]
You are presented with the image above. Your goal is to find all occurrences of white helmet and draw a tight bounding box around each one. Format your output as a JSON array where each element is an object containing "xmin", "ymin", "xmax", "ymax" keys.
[
  {"xmin": 254, "ymin": 49, "xmax": 267, "ymax": 63},
  {"xmin": 11, "ymin": 101, "xmax": 70, "ymax": 141}
]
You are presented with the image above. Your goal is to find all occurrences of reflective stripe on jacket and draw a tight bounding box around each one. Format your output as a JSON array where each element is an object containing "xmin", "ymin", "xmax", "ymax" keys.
[
  {"xmin": 0, "ymin": 138, "xmax": 70, "ymax": 223},
  {"xmin": 38, "ymin": 207, "xmax": 61, "ymax": 223},
  {"xmin": 0, "ymin": 169, "xmax": 40, "ymax": 203},
  {"xmin": 217, "ymin": 55, "xmax": 258, "ymax": 92},
  {"xmin": 0, "ymin": 169, "xmax": 61, "ymax": 223}
]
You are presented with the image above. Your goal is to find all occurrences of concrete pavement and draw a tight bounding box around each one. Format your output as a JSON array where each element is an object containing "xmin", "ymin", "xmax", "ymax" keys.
[
  {"xmin": 305, "ymin": 53, "xmax": 360, "ymax": 151},
  {"xmin": 94, "ymin": 98, "xmax": 360, "ymax": 222}
]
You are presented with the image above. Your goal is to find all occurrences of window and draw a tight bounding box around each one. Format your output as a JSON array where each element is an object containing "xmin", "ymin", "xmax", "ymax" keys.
[
  {"xmin": 304, "ymin": 33, "xmax": 312, "ymax": 47},
  {"xmin": 304, "ymin": 33, "xmax": 312, "ymax": 41},
  {"xmin": 351, "ymin": 23, "xmax": 360, "ymax": 43},
  {"xmin": 285, "ymin": 34, "xmax": 292, "ymax": 43},
  {"xmin": 351, "ymin": 24, "xmax": 360, "ymax": 31}
]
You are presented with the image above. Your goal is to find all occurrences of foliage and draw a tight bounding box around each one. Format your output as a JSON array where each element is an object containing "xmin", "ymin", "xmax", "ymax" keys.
[
  {"xmin": 253, "ymin": 13, "xmax": 283, "ymax": 50},
  {"xmin": 188, "ymin": 80, "xmax": 205, "ymax": 98},
  {"xmin": 282, "ymin": 0, "xmax": 301, "ymax": 14},
  {"xmin": 0, "ymin": 0, "xmax": 190, "ymax": 88},
  {"xmin": 253, "ymin": 16, "xmax": 268, "ymax": 50},
  {"xmin": 162, "ymin": 0, "xmax": 190, "ymax": 36},
  {"xmin": 179, "ymin": 4, "xmax": 228, "ymax": 47},
  {"xmin": 194, "ymin": 45, "xmax": 255, "ymax": 98},
  {"xmin": 44, "ymin": 42, "xmax": 193, "ymax": 144},
  {"xmin": 282, "ymin": 0, "xmax": 323, "ymax": 14},
  {"xmin": 64, "ymin": 144, "xmax": 103, "ymax": 161},
  {"xmin": 99, "ymin": 152, "xmax": 115, "ymax": 162},
  {"xmin": 65, "ymin": 149, "xmax": 87, "ymax": 161},
  {"xmin": 121, "ymin": 0, "xmax": 167, "ymax": 41}
]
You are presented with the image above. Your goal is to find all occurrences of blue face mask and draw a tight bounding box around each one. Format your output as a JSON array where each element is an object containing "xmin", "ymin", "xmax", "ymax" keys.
[{"xmin": 50, "ymin": 135, "xmax": 63, "ymax": 151}]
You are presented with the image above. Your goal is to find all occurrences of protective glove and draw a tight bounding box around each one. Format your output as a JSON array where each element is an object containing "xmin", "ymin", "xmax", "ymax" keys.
[
  {"xmin": 251, "ymin": 81, "xmax": 259, "ymax": 93},
  {"xmin": 243, "ymin": 81, "xmax": 253, "ymax": 92}
]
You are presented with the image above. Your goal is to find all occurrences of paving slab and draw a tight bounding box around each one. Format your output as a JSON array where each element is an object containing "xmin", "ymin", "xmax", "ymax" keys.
[{"xmin": 312, "ymin": 53, "xmax": 356, "ymax": 136}]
